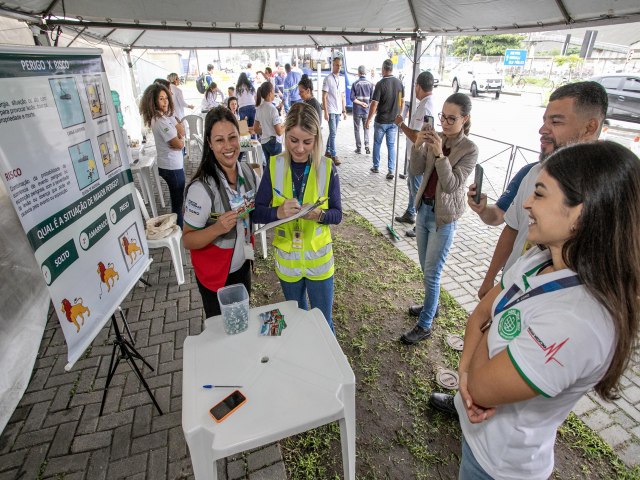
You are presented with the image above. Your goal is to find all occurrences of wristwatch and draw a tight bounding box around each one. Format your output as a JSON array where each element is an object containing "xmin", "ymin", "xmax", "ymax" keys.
[
  {"xmin": 435, "ymin": 152, "xmax": 445, "ymax": 159},
  {"xmin": 318, "ymin": 210, "xmax": 327, "ymax": 224}
]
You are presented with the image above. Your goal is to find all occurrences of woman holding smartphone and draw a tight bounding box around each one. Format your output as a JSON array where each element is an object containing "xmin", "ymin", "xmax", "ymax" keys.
[
  {"xmin": 456, "ymin": 141, "xmax": 640, "ymax": 479},
  {"xmin": 401, "ymin": 92, "xmax": 477, "ymax": 344},
  {"xmin": 251, "ymin": 102, "xmax": 342, "ymax": 331},
  {"xmin": 182, "ymin": 106, "xmax": 258, "ymax": 318}
]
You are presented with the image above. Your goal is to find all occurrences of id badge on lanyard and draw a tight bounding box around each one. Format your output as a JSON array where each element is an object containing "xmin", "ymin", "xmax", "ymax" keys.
[{"xmin": 292, "ymin": 220, "xmax": 303, "ymax": 250}]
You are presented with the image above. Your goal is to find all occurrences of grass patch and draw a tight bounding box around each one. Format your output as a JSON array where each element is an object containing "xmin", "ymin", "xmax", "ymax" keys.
[{"xmin": 253, "ymin": 210, "xmax": 636, "ymax": 479}]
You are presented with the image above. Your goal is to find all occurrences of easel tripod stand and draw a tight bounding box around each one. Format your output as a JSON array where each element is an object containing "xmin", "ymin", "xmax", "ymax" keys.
[{"xmin": 99, "ymin": 309, "xmax": 163, "ymax": 416}]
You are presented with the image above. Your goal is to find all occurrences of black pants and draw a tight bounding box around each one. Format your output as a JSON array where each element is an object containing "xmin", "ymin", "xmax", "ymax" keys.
[{"xmin": 196, "ymin": 260, "xmax": 252, "ymax": 319}]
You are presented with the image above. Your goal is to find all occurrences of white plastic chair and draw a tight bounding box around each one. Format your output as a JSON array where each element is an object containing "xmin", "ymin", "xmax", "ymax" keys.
[
  {"xmin": 182, "ymin": 114, "xmax": 204, "ymax": 160},
  {"xmin": 135, "ymin": 188, "xmax": 185, "ymax": 285}
]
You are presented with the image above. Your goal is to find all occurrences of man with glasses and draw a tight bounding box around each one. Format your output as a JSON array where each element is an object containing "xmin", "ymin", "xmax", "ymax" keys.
[
  {"xmin": 365, "ymin": 59, "xmax": 404, "ymax": 180},
  {"xmin": 428, "ymin": 81, "xmax": 608, "ymax": 417},
  {"xmin": 394, "ymin": 71, "xmax": 435, "ymax": 235}
]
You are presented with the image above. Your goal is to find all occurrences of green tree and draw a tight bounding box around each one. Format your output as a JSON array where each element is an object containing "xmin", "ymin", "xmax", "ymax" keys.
[
  {"xmin": 452, "ymin": 34, "xmax": 524, "ymax": 58},
  {"xmin": 553, "ymin": 54, "xmax": 584, "ymax": 78},
  {"xmin": 242, "ymin": 49, "xmax": 267, "ymax": 63}
]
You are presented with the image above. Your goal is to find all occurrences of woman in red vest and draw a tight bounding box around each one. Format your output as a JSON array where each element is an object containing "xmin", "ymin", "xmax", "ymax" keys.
[{"xmin": 183, "ymin": 107, "xmax": 258, "ymax": 318}]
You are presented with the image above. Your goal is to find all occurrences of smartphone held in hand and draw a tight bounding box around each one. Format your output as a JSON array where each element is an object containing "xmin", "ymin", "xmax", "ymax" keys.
[
  {"xmin": 473, "ymin": 164, "xmax": 484, "ymax": 204},
  {"xmin": 423, "ymin": 115, "xmax": 434, "ymax": 130}
]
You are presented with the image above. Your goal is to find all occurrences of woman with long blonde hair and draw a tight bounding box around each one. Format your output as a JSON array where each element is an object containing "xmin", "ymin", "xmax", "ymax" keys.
[{"xmin": 252, "ymin": 102, "xmax": 342, "ymax": 331}]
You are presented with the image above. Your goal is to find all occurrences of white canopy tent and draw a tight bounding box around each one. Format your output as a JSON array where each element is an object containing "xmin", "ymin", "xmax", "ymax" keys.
[
  {"xmin": 1, "ymin": 0, "xmax": 639, "ymax": 50},
  {"xmin": 1, "ymin": 0, "xmax": 639, "ymax": 435}
]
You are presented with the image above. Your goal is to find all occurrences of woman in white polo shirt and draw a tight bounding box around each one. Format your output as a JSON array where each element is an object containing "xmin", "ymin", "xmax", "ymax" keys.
[
  {"xmin": 139, "ymin": 82, "xmax": 186, "ymax": 227},
  {"xmin": 253, "ymin": 81, "xmax": 283, "ymax": 167},
  {"xmin": 455, "ymin": 141, "xmax": 640, "ymax": 479}
]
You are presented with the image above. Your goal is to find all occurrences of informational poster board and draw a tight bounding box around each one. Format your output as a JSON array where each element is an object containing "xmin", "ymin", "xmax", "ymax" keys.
[{"xmin": 0, "ymin": 46, "xmax": 150, "ymax": 369}]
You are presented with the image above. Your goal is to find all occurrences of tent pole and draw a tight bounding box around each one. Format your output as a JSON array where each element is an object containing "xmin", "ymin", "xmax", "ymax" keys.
[
  {"xmin": 124, "ymin": 49, "xmax": 138, "ymax": 100},
  {"xmin": 401, "ymin": 37, "xmax": 422, "ymax": 177}
]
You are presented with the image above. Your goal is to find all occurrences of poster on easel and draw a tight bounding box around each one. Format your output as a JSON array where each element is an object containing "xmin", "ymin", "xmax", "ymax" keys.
[{"xmin": 0, "ymin": 46, "xmax": 150, "ymax": 369}]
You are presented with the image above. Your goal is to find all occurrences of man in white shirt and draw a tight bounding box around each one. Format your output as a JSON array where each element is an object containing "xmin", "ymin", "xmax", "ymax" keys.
[
  {"xmin": 477, "ymin": 81, "xmax": 608, "ymax": 298},
  {"xmin": 393, "ymin": 71, "xmax": 435, "ymax": 231},
  {"xmin": 428, "ymin": 81, "xmax": 609, "ymax": 417},
  {"xmin": 322, "ymin": 57, "xmax": 347, "ymax": 166}
]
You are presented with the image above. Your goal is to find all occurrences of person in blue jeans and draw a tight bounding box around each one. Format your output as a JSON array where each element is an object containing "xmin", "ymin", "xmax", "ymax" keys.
[
  {"xmin": 322, "ymin": 56, "xmax": 347, "ymax": 165},
  {"xmin": 365, "ymin": 59, "xmax": 404, "ymax": 180},
  {"xmin": 139, "ymin": 82, "xmax": 186, "ymax": 228},
  {"xmin": 401, "ymin": 93, "xmax": 478, "ymax": 344},
  {"xmin": 251, "ymin": 103, "xmax": 342, "ymax": 332}
]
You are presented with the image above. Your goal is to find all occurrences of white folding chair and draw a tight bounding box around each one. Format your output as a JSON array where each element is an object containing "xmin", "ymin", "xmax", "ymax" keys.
[
  {"xmin": 135, "ymin": 188, "xmax": 185, "ymax": 285},
  {"xmin": 182, "ymin": 114, "xmax": 204, "ymax": 160}
]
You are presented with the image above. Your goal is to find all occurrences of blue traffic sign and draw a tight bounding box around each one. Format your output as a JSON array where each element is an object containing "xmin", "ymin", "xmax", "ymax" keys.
[{"xmin": 504, "ymin": 49, "xmax": 527, "ymax": 66}]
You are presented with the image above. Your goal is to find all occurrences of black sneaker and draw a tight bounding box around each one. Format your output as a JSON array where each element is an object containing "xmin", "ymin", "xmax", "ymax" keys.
[
  {"xmin": 400, "ymin": 325, "xmax": 431, "ymax": 345},
  {"xmin": 405, "ymin": 227, "xmax": 416, "ymax": 238},
  {"xmin": 355, "ymin": 148, "xmax": 361, "ymax": 154},
  {"xmin": 408, "ymin": 305, "xmax": 439, "ymax": 317},
  {"xmin": 365, "ymin": 147, "xmax": 371, "ymax": 154},
  {"xmin": 370, "ymin": 167, "xmax": 379, "ymax": 173},
  {"xmin": 429, "ymin": 392, "xmax": 458, "ymax": 417},
  {"xmin": 395, "ymin": 212, "xmax": 416, "ymax": 224},
  {"xmin": 386, "ymin": 172, "xmax": 394, "ymax": 180}
]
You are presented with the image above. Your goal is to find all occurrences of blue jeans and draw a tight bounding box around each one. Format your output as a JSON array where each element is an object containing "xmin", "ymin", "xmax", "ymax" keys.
[
  {"xmin": 326, "ymin": 113, "xmax": 341, "ymax": 157},
  {"xmin": 353, "ymin": 114, "xmax": 369, "ymax": 150},
  {"xmin": 279, "ymin": 276, "xmax": 335, "ymax": 333},
  {"xmin": 372, "ymin": 122, "xmax": 397, "ymax": 173},
  {"xmin": 261, "ymin": 138, "xmax": 283, "ymax": 167},
  {"xmin": 238, "ymin": 105, "xmax": 256, "ymax": 127},
  {"xmin": 405, "ymin": 173, "xmax": 422, "ymax": 216},
  {"xmin": 459, "ymin": 437, "xmax": 493, "ymax": 480},
  {"xmin": 157, "ymin": 167, "xmax": 185, "ymax": 228},
  {"xmin": 415, "ymin": 202, "xmax": 456, "ymax": 330}
]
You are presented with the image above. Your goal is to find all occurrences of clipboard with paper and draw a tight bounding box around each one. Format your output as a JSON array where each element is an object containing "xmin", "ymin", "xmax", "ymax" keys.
[{"xmin": 254, "ymin": 196, "xmax": 328, "ymax": 235}]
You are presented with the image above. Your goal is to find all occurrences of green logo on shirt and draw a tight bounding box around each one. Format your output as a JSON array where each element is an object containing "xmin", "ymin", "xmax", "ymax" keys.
[{"xmin": 498, "ymin": 308, "xmax": 521, "ymax": 340}]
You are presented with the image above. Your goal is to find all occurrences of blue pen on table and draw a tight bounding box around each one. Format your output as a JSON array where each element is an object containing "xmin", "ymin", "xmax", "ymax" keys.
[{"xmin": 202, "ymin": 384, "xmax": 242, "ymax": 389}]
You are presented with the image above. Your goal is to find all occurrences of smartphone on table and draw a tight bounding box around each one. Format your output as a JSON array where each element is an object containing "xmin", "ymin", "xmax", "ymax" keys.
[
  {"xmin": 473, "ymin": 164, "xmax": 484, "ymax": 204},
  {"xmin": 422, "ymin": 115, "xmax": 434, "ymax": 130},
  {"xmin": 209, "ymin": 390, "xmax": 247, "ymax": 423}
]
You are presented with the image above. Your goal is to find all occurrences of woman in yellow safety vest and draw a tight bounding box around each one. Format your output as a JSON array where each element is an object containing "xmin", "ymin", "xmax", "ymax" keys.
[{"xmin": 252, "ymin": 102, "xmax": 342, "ymax": 332}]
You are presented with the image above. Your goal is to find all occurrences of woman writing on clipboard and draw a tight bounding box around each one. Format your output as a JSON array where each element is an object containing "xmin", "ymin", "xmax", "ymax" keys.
[{"xmin": 252, "ymin": 102, "xmax": 342, "ymax": 332}]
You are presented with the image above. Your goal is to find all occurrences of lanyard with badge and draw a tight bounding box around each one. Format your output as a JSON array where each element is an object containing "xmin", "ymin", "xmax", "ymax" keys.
[
  {"xmin": 291, "ymin": 160, "xmax": 311, "ymax": 250},
  {"xmin": 220, "ymin": 165, "xmax": 255, "ymax": 261},
  {"xmin": 480, "ymin": 260, "xmax": 582, "ymax": 332}
]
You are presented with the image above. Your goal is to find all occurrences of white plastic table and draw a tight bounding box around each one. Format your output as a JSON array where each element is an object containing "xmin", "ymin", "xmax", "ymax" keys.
[{"xmin": 182, "ymin": 300, "xmax": 356, "ymax": 480}]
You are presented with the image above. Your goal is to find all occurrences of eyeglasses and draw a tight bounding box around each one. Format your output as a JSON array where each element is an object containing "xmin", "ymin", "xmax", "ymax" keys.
[{"xmin": 438, "ymin": 112, "xmax": 462, "ymax": 125}]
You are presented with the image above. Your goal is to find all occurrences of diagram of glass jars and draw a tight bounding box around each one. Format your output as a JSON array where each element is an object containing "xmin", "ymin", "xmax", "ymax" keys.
[
  {"xmin": 49, "ymin": 76, "xmax": 85, "ymax": 128},
  {"xmin": 69, "ymin": 139, "xmax": 99, "ymax": 190},
  {"xmin": 97, "ymin": 130, "xmax": 122, "ymax": 175},
  {"xmin": 83, "ymin": 75, "xmax": 107, "ymax": 119}
]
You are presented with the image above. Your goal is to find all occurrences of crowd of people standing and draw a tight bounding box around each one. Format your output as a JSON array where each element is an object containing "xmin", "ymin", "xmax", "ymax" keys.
[{"xmin": 137, "ymin": 60, "xmax": 639, "ymax": 479}]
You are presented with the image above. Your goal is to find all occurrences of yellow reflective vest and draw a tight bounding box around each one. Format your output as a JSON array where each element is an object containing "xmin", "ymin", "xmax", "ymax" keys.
[{"xmin": 270, "ymin": 155, "xmax": 334, "ymax": 282}]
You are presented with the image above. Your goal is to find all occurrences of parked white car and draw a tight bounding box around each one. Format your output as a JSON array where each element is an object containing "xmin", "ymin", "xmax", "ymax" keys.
[{"xmin": 450, "ymin": 62, "xmax": 502, "ymax": 98}]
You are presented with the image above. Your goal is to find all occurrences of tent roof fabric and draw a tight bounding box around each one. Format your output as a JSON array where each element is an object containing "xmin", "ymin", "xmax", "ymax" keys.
[{"xmin": 2, "ymin": 0, "xmax": 640, "ymax": 49}]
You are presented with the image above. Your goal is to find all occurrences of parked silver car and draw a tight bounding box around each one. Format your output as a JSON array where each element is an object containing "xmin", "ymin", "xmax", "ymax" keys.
[{"xmin": 450, "ymin": 62, "xmax": 502, "ymax": 99}]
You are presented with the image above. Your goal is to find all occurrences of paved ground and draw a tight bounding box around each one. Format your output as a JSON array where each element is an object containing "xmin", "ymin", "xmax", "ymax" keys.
[{"xmin": 1, "ymin": 113, "xmax": 638, "ymax": 480}]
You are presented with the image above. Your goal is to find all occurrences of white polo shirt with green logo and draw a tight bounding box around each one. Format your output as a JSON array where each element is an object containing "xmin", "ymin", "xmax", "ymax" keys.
[{"xmin": 456, "ymin": 247, "xmax": 615, "ymax": 480}]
